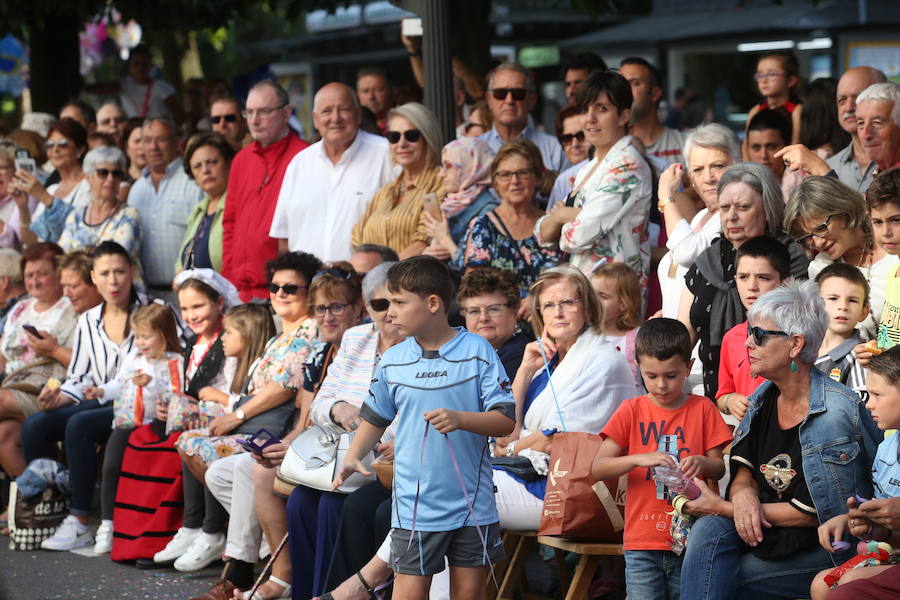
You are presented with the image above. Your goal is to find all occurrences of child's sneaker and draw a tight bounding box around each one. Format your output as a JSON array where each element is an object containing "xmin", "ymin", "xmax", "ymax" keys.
[
  {"xmin": 40, "ymin": 515, "xmax": 93, "ymax": 551},
  {"xmin": 93, "ymin": 520, "xmax": 114, "ymax": 554}
]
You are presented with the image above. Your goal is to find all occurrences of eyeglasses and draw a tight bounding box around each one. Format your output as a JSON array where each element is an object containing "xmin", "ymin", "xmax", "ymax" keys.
[
  {"xmin": 44, "ymin": 140, "xmax": 71, "ymax": 150},
  {"xmin": 313, "ymin": 267, "xmax": 355, "ymax": 282},
  {"xmin": 314, "ymin": 302, "xmax": 350, "ymax": 316},
  {"xmin": 95, "ymin": 168, "xmax": 126, "ymax": 179},
  {"xmin": 495, "ymin": 168, "xmax": 535, "ymax": 183},
  {"xmin": 369, "ymin": 298, "xmax": 390, "ymax": 312},
  {"xmin": 754, "ymin": 71, "xmax": 785, "ymax": 82},
  {"xmin": 267, "ymin": 282, "xmax": 306, "ymax": 296},
  {"xmin": 242, "ymin": 105, "xmax": 287, "ymax": 120},
  {"xmin": 385, "ymin": 129, "xmax": 422, "ymax": 144},
  {"xmin": 540, "ymin": 297, "xmax": 582, "ymax": 314},
  {"xmin": 559, "ymin": 131, "xmax": 585, "ymax": 146},
  {"xmin": 747, "ymin": 325, "xmax": 790, "ymax": 346},
  {"xmin": 99, "ymin": 116, "xmax": 126, "ymax": 126},
  {"xmin": 490, "ymin": 88, "xmax": 528, "ymax": 101},
  {"xmin": 462, "ymin": 303, "xmax": 513, "ymax": 319},
  {"xmin": 793, "ymin": 214, "xmax": 835, "ymax": 248},
  {"xmin": 211, "ymin": 114, "xmax": 238, "ymax": 124}
]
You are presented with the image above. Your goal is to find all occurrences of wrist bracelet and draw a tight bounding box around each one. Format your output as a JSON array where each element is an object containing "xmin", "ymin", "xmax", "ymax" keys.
[{"xmin": 506, "ymin": 440, "xmax": 517, "ymax": 456}]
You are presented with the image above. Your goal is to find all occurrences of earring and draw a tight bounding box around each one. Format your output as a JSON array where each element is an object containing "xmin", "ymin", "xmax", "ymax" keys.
[{"xmin": 790, "ymin": 360, "xmax": 798, "ymax": 372}]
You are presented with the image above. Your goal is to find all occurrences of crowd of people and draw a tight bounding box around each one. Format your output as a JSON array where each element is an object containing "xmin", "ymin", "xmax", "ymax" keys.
[{"xmin": 0, "ymin": 39, "xmax": 899, "ymax": 600}]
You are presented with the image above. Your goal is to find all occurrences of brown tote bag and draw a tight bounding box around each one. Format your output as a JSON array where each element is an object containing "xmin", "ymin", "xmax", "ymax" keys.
[{"xmin": 538, "ymin": 432, "xmax": 627, "ymax": 541}]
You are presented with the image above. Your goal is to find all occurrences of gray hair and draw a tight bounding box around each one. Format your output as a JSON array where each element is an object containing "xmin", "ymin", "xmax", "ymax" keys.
[
  {"xmin": 0, "ymin": 249, "xmax": 22, "ymax": 285},
  {"xmin": 747, "ymin": 279, "xmax": 826, "ymax": 365},
  {"xmin": 313, "ymin": 82, "xmax": 361, "ymax": 113},
  {"xmin": 857, "ymin": 82, "xmax": 900, "ymax": 126},
  {"xmin": 249, "ymin": 79, "xmax": 290, "ymax": 108},
  {"xmin": 142, "ymin": 116, "xmax": 177, "ymax": 136},
  {"xmin": 683, "ymin": 123, "xmax": 741, "ymax": 170},
  {"xmin": 362, "ymin": 261, "xmax": 396, "ymax": 304},
  {"xmin": 353, "ymin": 244, "xmax": 399, "ymax": 262},
  {"xmin": 717, "ymin": 162, "xmax": 785, "ymax": 238},
  {"xmin": 387, "ymin": 102, "xmax": 443, "ymax": 168},
  {"xmin": 83, "ymin": 146, "xmax": 127, "ymax": 175},
  {"xmin": 487, "ymin": 62, "xmax": 536, "ymax": 94},
  {"xmin": 783, "ymin": 175, "xmax": 866, "ymax": 240}
]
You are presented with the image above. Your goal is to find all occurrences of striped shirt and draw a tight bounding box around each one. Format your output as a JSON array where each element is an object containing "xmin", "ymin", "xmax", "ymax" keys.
[
  {"xmin": 351, "ymin": 167, "xmax": 444, "ymax": 254},
  {"xmin": 815, "ymin": 334, "xmax": 867, "ymax": 399}
]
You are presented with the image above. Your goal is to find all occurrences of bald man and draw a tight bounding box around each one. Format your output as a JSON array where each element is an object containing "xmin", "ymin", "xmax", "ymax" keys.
[
  {"xmin": 270, "ymin": 82, "xmax": 393, "ymax": 260},
  {"xmin": 826, "ymin": 66, "xmax": 887, "ymax": 193}
]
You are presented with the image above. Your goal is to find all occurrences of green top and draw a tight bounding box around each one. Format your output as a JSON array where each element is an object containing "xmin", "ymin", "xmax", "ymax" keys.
[{"xmin": 176, "ymin": 190, "xmax": 226, "ymax": 273}]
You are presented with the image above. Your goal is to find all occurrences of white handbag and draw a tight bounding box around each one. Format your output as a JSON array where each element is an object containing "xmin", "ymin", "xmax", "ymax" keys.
[{"xmin": 276, "ymin": 424, "xmax": 375, "ymax": 494}]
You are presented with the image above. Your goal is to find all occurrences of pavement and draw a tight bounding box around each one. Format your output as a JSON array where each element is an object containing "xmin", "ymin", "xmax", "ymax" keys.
[{"xmin": 0, "ymin": 532, "xmax": 222, "ymax": 600}]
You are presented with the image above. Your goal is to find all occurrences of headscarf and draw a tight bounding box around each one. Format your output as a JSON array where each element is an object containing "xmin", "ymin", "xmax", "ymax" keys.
[
  {"xmin": 173, "ymin": 268, "xmax": 242, "ymax": 308},
  {"xmin": 440, "ymin": 137, "xmax": 493, "ymax": 219}
]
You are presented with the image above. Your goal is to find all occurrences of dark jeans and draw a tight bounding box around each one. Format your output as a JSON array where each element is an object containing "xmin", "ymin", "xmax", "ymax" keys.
[
  {"xmin": 326, "ymin": 481, "xmax": 391, "ymax": 591},
  {"xmin": 21, "ymin": 401, "xmax": 114, "ymax": 516},
  {"xmin": 287, "ymin": 484, "xmax": 346, "ymax": 599}
]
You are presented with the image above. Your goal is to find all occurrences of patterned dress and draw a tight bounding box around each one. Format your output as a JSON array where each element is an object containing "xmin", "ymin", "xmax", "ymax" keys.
[{"xmin": 57, "ymin": 204, "xmax": 142, "ymax": 269}]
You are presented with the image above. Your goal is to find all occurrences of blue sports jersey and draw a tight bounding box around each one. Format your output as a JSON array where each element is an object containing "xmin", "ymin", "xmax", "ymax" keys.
[
  {"xmin": 361, "ymin": 328, "xmax": 514, "ymax": 531},
  {"xmin": 872, "ymin": 433, "xmax": 900, "ymax": 500}
]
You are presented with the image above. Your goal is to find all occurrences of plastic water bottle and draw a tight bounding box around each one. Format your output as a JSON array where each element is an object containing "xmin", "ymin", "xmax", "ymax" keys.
[{"xmin": 652, "ymin": 466, "xmax": 701, "ymax": 500}]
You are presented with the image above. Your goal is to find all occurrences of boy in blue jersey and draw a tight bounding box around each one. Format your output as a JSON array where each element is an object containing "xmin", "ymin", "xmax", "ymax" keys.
[{"xmin": 334, "ymin": 256, "xmax": 515, "ymax": 600}]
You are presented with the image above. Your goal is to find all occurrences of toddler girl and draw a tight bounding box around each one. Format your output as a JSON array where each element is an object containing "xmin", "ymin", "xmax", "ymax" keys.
[{"xmin": 592, "ymin": 262, "xmax": 642, "ymax": 385}]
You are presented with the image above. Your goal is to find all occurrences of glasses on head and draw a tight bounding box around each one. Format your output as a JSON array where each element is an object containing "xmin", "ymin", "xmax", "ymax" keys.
[
  {"xmin": 313, "ymin": 267, "xmax": 355, "ymax": 282},
  {"xmin": 559, "ymin": 131, "xmax": 585, "ymax": 146},
  {"xmin": 540, "ymin": 297, "xmax": 582, "ymax": 314},
  {"xmin": 314, "ymin": 302, "xmax": 350, "ymax": 316},
  {"xmin": 211, "ymin": 114, "xmax": 238, "ymax": 124},
  {"xmin": 491, "ymin": 87, "xmax": 528, "ymax": 101},
  {"xmin": 268, "ymin": 282, "xmax": 306, "ymax": 296},
  {"xmin": 747, "ymin": 325, "xmax": 790, "ymax": 346},
  {"xmin": 99, "ymin": 116, "xmax": 126, "ymax": 126},
  {"xmin": 462, "ymin": 303, "xmax": 513, "ymax": 319},
  {"xmin": 494, "ymin": 168, "xmax": 535, "ymax": 183},
  {"xmin": 369, "ymin": 298, "xmax": 390, "ymax": 312},
  {"xmin": 385, "ymin": 129, "xmax": 422, "ymax": 144},
  {"xmin": 141, "ymin": 136, "xmax": 173, "ymax": 145},
  {"xmin": 754, "ymin": 71, "xmax": 785, "ymax": 82},
  {"xmin": 44, "ymin": 140, "xmax": 71, "ymax": 150},
  {"xmin": 793, "ymin": 214, "xmax": 835, "ymax": 249},
  {"xmin": 95, "ymin": 168, "xmax": 126, "ymax": 179},
  {"xmin": 242, "ymin": 105, "xmax": 287, "ymax": 120}
]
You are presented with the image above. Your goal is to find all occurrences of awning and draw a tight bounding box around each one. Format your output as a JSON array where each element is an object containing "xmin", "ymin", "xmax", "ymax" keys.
[{"xmin": 560, "ymin": 0, "xmax": 900, "ymax": 48}]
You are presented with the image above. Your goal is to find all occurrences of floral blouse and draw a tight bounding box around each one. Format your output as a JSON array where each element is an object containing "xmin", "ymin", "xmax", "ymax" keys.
[
  {"xmin": 57, "ymin": 204, "xmax": 142, "ymax": 268},
  {"xmin": 247, "ymin": 317, "xmax": 317, "ymax": 393},
  {"xmin": 451, "ymin": 212, "xmax": 560, "ymax": 296},
  {"xmin": 536, "ymin": 135, "xmax": 652, "ymax": 288}
]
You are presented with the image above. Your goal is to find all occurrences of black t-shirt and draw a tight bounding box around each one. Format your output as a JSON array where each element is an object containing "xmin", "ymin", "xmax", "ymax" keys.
[
  {"xmin": 730, "ymin": 386, "xmax": 818, "ymax": 559},
  {"xmin": 497, "ymin": 329, "xmax": 532, "ymax": 381}
]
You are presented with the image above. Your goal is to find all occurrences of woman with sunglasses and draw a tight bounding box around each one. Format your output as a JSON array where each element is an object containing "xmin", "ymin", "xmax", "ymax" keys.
[
  {"xmin": 55, "ymin": 147, "xmax": 141, "ymax": 270},
  {"xmin": 176, "ymin": 132, "xmax": 235, "ymax": 275},
  {"xmin": 351, "ymin": 103, "xmax": 444, "ymax": 258},
  {"xmin": 13, "ymin": 118, "xmax": 90, "ymax": 245},
  {"xmin": 680, "ymin": 280, "xmax": 881, "ymax": 600},
  {"xmin": 784, "ymin": 175, "xmax": 895, "ymax": 338}
]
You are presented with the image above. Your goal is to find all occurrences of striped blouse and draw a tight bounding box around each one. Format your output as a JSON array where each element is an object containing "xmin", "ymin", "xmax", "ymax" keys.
[{"xmin": 350, "ymin": 166, "xmax": 444, "ymax": 253}]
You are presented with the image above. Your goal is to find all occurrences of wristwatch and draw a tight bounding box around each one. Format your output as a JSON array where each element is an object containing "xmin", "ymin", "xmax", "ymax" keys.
[
  {"xmin": 235, "ymin": 408, "xmax": 246, "ymax": 421},
  {"xmin": 719, "ymin": 397, "xmax": 731, "ymax": 415},
  {"xmin": 657, "ymin": 197, "xmax": 673, "ymax": 212}
]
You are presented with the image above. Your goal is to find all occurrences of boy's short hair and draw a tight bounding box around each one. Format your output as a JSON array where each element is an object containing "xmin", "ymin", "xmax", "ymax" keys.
[
  {"xmin": 735, "ymin": 236, "xmax": 791, "ymax": 280},
  {"xmin": 635, "ymin": 318, "xmax": 692, "ymax": 364},
  {"xmin": 815, "ymin": 262, "xmax": 870, "ymax": 307},
  {"xmin": 387, "ymin": 256, "xmax": 453, "ymax": 310},
  {"xmin": 747, "ymin": 107, "xmax": 792, "ymax": 146},
  {"xmin": 866, "ymin": 167, "xmax": 900, "ymax": 211},
  {"xmin": 867, "ymin": 345, "xmax": 900, "ymax": 386}
]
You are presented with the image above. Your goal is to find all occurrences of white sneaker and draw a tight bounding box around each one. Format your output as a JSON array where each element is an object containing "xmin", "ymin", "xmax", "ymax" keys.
[
  {"xmin": 93, "ymin": 520, "xmax": 114, "ymax": 554},
  {"xmin": 154, "ymin": 527, "xmax": 201, "ymax": 563},
  {"xmin": 173, "ymin": 532, "xmax": 226, "ymax": 572},
  {"xmin": 41, "ymin": 515, "xmax": 93, "ymax": 551}
]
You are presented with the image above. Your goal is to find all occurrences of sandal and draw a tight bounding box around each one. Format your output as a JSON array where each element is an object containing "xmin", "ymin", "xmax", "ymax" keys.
[{"xmin": 242, "ymin": 575, "xmax": 291, "ymax": 600}]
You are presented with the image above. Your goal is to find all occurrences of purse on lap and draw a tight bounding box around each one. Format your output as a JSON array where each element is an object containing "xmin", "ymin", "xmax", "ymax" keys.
[{"xmin": 275, "ymin": 424, "xmax": 375, "ymax": 494}]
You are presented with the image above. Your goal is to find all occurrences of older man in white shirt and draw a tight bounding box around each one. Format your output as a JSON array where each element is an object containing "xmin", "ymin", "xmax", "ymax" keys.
[{"xmin": 270, "ymin": 83, "xmax": 393, "ymax": 261}]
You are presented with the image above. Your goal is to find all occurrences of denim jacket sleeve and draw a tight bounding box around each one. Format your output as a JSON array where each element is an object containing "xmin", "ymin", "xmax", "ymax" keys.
[{"xmin": 30, "ymin": 197, "xmax": 74, "ymax": 242}]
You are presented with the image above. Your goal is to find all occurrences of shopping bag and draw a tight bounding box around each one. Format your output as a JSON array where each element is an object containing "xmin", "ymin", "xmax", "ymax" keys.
[
  {"xmin": 538, "ymin": 432, "xmax": 626, "ymax": 541},
  {"xmin": 7, "ymin": 481, "xmax": 70, "ymax": 551}
]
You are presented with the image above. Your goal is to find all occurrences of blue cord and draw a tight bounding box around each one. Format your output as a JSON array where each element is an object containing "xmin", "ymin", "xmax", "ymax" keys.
[{"xmin": 537, "ymin": 338, "xmax": 567, "ymax": 433}]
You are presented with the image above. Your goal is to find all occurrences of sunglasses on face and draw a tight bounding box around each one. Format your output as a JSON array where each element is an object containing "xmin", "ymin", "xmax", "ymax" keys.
[
  {"xmin": 211, "ymin": 114, "xmax": 238, "ymax": 124},
  {"xmin": 44, "ymin": 140, "xmax": 71, "ymax": 150},
  {"xmin": 747, "ymin": 325, "xmax": 790, "ymax": 346},
  {"xmin": 385, "ymin": 129, "xmax": 422, "ymax": 144},
  {"xmin": 559, "ymin": 131, "xmax": 585, "ymax": 146},
  {"xmin": 369, "ymin": 298, "xmax": 390, "ymax": 312},
  {"xmin": 268, "ymin": 282, "xmax": 306, "ymax": 296},
  {"xmin": 95, "ymin": 168, "xmax": 126, "ymax": 179},
  {"xmin": 491, "ymin": 87, "xmax": 528, "ymax": 101}
]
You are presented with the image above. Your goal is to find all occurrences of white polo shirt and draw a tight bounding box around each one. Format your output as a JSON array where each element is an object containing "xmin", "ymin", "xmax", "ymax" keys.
[{"xmin": 269, "ymin": 130, "xmax": 393, "ymax": 262}]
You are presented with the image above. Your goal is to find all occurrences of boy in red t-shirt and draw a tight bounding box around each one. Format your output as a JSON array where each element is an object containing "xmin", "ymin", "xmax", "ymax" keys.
[{"xmin": 592, "ymin": 318, "xmax": 733, "ymax": 600}]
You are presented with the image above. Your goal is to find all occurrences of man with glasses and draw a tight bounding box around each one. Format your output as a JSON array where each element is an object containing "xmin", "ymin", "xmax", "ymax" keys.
[
  {"xmin": 477, "ymin": 62, "xmax": 567, "ymax": 172},
  {"xmin": 210, "ymin": 96, "xmax": 249, "ymax": 152},
  {"xmin": 221, "ymin": 80, "xmax": 309, "ymax": 302},
  {"xmin": 620, "ymin": 57, "xmax": 684, "ymax": 167},
  {"xmin": 127, "ymin": 116, "xmax": 202, "ymax": 302},
  {"xmin": 95, "ymin": 102, "xmax": 127, "ymax": 145},
  {"xmin": 270, "ymin": 82, "xmax": 393, "ymax": 263}
]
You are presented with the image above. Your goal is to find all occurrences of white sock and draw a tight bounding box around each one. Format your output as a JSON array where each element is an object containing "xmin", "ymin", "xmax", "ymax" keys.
[
  {"xmin": 200, "ymin": 531, "xmax": 221, "ymax": 543},
  {"xmin": 183, "ymin": 527, "xmax": 201, "ymax": 534},
  {"xmin": 100, "ymin": 519, "xmax": 113, "ymax": 527}
]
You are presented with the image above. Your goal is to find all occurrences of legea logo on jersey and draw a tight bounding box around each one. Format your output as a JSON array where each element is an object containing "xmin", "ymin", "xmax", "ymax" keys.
[{"xmin": 415, "ymin": 370, "xmax": 448, "ymax": 378}]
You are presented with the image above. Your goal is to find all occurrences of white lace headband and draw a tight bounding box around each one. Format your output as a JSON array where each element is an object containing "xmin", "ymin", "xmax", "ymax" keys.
[{"xmin": 173, "ymin": 268, "xmax": 243, "ymax": 308}]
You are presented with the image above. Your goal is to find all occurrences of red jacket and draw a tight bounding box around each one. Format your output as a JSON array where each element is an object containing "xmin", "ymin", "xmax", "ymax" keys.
[{"xmin": 222, "ymin": 131, "xmax": 309, "ymax": 301}]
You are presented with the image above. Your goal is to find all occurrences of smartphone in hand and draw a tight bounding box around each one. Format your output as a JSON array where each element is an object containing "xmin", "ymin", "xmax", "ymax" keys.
[
  {"xmin": 235, "ymin": 428, "xmax": 282, "ymax": 455},
  {"xmin": 23, "ymin": 324, "xmax": 44, "ymax": 339}
]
